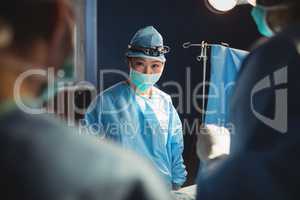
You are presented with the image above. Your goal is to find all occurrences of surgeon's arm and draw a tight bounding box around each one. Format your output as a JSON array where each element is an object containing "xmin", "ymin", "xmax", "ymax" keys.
[
  {"xmin": 85, "ymin": 105, "xmax": 97, "ymax": 126},
  {"xmin": 84, "ymin": 97, "xmax": 105, "ymax": 138},
  {"xmin": 169, "ymin": 104, "xmax": 187, "ymax": 188}
]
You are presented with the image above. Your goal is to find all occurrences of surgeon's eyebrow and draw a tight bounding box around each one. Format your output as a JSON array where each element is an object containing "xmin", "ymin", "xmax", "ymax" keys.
[
  {"xmin": 151, "ymin": 60, "xmax": 163, "ymax": 64},
  {"xmin": 133, "ymin": 58, "xmax": 163, "ymax": 64}
]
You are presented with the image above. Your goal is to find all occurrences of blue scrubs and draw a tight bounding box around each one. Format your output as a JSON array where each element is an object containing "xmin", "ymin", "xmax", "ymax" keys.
[{"xmin": 85, "ymin": 81, "xmax": 187, "ymax": 187}]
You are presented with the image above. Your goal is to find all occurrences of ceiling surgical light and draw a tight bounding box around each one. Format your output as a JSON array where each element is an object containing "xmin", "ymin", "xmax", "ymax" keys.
[
  {"xmin": 207, "ymin": 0, "xmax": 237, "ymax": 12},
  {"xmin": 205, "ymin": 0, "xmax": 256, "ymax": 14}
]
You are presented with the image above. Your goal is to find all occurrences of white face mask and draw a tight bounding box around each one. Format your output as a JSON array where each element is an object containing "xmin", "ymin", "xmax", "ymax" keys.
[{"xmin": 129, "ymin": 69, "xmax": 162, "ymax": 93}]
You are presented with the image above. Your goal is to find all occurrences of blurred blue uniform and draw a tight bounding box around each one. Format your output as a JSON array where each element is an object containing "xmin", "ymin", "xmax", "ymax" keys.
[
  {"xmin": 85, "ymin": 82, "xmax": 187, "ymax": 187},
  {"xmin": 0, "ymin": 104, "xmax": 173, "ymax": 200},
  {"xmin": 197, "ymin": 18, "xmax": 300, "ymax": 200}
]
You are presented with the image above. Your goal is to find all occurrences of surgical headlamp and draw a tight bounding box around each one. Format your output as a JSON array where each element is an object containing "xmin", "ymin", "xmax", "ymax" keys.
[{"xmin": 127, "ymin": 45, "xmax": 170, "ymax": 57}]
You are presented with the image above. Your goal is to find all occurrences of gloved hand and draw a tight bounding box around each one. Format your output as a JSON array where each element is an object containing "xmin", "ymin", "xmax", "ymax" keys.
[
  {"xmin": 172, "ymin": 183, "xmax": 182, "ymax": 191},
  {"xmin": 196, "ymin": 124, "xmax": 230, "ymax": 162}
]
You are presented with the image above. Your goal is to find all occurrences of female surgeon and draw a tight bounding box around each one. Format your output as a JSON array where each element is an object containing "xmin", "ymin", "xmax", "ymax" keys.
[{"xmin": 85, "ymin": 26, "xmax": 187, "ymax": 190}]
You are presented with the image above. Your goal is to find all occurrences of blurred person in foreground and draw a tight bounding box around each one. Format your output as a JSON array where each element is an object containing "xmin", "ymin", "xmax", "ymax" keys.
[
  {"xmin": 0, "ymin": 1, "xmax": 172, "ymax": 200},
  {"xmin": 196, "ymin": 0, "xmax": 300, "ymax": 200}
]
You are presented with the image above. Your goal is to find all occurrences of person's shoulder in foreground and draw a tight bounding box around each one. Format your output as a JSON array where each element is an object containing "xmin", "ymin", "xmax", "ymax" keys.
[{"xmin": 0, "ymin": 108, "xmax": 173, "ymax": 200}]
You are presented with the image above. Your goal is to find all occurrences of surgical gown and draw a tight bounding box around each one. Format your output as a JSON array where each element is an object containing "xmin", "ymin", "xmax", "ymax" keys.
[{"xmin": 85, "ymin": 81, "xmax": 187, "ymax": 187}]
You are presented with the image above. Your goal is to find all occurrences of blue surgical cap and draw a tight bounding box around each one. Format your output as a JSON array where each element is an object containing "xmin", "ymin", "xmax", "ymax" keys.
[{"xmin": 126, "ymin": 26, "xmax": 167, "ymax": 62}]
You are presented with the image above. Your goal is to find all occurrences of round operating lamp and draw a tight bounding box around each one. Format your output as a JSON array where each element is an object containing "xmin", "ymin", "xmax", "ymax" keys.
[{"xmin": 205, "ymin": 0, "xmax": 256, "ymax": 14}]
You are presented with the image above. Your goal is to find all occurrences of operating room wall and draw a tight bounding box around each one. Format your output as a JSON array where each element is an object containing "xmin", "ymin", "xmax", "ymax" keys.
[{"xmin": 97, "ymin": 0, "xmax": 260, "ymax": 186}]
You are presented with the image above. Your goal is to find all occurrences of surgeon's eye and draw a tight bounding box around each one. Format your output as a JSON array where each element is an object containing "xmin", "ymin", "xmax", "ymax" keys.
[
  {"xmin": 151, "ymin": 64, "xmax": 160, "ymax": 69},
  {"xmin": 135, "ymin": 62, "xmax": 144, "ymax": 67}
]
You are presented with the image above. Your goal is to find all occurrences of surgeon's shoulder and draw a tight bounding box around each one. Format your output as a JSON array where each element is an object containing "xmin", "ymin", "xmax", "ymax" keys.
[
  {"xmin": 94, "ymin": 81, "xmax": 129, "ymax": 101},
  {"xmin": 152, "ymin": 86, "xmax": 172, "ymax": 102},
  {"xmin": 102, "ymin": 81, "xmax": 128, "ymax": 95}
]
